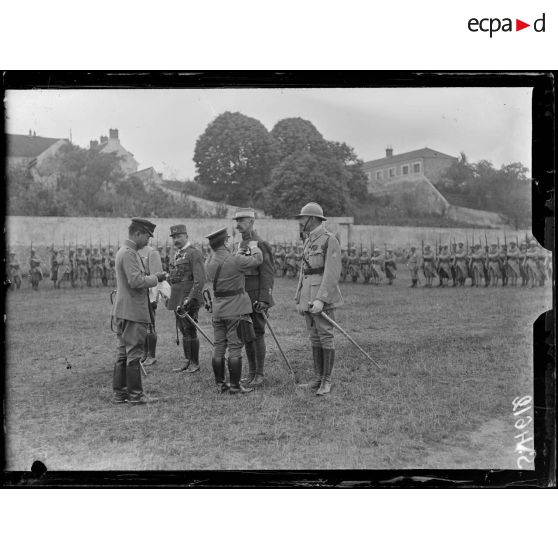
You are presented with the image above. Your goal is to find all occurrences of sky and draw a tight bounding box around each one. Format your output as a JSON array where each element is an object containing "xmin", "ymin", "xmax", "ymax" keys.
[{"xmin": 5, "ymin": 87, "xmax": 532, "ymax": 180}]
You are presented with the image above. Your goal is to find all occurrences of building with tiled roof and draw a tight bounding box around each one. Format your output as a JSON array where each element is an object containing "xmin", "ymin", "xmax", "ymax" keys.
[
  {"xmin": 363, "ymin": 147, "xmax": 457, "ymax": 192},
  {"xmin": 89, "ymin": 128, "xmax": 139, "ymax": 175},
  {"xmin": 7, "ymin": 132, "xmax": 69, "ymax": 170}
]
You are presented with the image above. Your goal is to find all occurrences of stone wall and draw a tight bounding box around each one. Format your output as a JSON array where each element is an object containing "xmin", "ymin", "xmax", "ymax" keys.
[{"xmin": 6, "ymin": 215, "xmax": 531, "ymax": 257}]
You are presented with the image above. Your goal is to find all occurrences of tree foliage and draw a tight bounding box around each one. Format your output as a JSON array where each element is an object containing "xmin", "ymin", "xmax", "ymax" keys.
[
  {"xmin": 193, "ymin": 111, "xmax": 278, "ymax": 206},
  {"xmin": 270, "ymin": 117, "xmax": 329, "ymax": 160},
  {"xmin": 263, "ymin": 151, "xmax": 351, "ymax": 218},
  {"xmin": 7, "ymin": 144, "xmax": 211, "ymax": 218},
  {"xmin": 435, "ymin": 154, "xmax": 531, "ymax": 228}
]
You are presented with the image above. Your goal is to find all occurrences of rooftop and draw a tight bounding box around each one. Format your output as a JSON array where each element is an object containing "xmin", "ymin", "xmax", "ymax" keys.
[
  {"xmin": 7, "ymin": 133, "xmax": 67, "ymax": 158},
  {"xmin": 363, "ymin": 147, "xmax": 457, "ymax": 170}
]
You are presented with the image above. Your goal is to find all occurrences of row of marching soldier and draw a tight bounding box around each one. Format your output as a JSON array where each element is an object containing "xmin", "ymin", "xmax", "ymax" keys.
[{"xmin": 109, "ymin": 203, "xmax": 342, "ymax": 404}]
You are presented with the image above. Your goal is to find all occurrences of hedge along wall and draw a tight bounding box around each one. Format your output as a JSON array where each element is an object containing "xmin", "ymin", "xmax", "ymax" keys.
[{"xmin": 6, "ymin": 215, "xmax": 532, "ymax": 251}]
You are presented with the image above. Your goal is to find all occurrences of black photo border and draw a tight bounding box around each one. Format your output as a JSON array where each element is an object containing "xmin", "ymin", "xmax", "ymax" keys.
[{"xmin": 1, "ymin": 71, "xmax": 555, "ymax": 487}]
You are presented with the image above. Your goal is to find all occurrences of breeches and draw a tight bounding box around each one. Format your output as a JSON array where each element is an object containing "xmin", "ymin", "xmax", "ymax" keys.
[
  {"xmin": 304, "ymin": 309, "xmax": 335, "ymax": 350},
  {"xmin": 212, "ymin": 316, "xmax": 243, "ymax": 359},
  {"xmin": 115, "ymin": 318, "xmax": 148, "ymax": 365},
  {"xmin": 246, "ymin": 290, "xmax": 266, "ymax": 337}
]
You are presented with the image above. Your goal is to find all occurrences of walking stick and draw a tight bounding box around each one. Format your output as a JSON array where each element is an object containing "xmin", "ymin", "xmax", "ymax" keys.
[
  {"xmin": 258, "ymin": 307, "xmax": 305, "ymax": 386},
  {"xmin": 318, "ymin": 311, "xmax": 383, "ymax": 371}
]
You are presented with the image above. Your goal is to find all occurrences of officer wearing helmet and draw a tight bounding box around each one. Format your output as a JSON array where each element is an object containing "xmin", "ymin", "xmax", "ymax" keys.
[{"xmin": 294, "ymin": 202, "xmax": 343, "ymax": 396}]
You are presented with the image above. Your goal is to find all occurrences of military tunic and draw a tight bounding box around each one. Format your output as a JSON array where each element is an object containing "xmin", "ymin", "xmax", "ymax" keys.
[
  {"xmin": 168, "ymin": 243, "xmax": 206, "ymax": 340},
  {"xmin": 407, "ymin": 251, "xmax": 419, "ymax": 280},
  {"xmin": 453, "ymin": 249, "xmax": 469, "ymax": 282},
  {"xmin": 237, "ymin": 230, "xmax": 274, "ymax": 335},
  {"xmin": 205, "ymin": 245, "xmax": 263, "ymax": 358},
  {"xmin": 295, "ymin": 224, "xmax": 343, "ymax": 350}
]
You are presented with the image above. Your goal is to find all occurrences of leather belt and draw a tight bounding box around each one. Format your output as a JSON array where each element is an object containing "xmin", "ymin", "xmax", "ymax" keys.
[
  {"xmin": 215, "ymin": 288, "xmax": 244, "ymax": 298},
  {"xmin": 303, "ymin": 267, "xmax": 324, "ymax": 275}
]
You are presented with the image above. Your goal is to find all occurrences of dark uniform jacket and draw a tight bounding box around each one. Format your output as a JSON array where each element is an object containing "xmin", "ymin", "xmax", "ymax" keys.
[
  {"xmin": 295, "ymin": 223, "xmax": 343, "ymax": 311},
  {"xmin": 238, "ymin": 230, "xmax": 274, "ymax": 307},
  {"xmin": 205, "ymin": 246, "xmax": 263, "ymax": 319},
  {"xmin": 112, "ymin": 239, "xmax": 158, "ymax": 323},
  {"xmin": 168, "ymin": 243, "xmax": 206, "ymax": 311}
]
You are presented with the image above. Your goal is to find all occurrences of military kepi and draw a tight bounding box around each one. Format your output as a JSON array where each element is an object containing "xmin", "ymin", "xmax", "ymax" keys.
[
  {"xmin": 131, "ymin": 217, "xmax": 156, "ymax": 237},
  {"xmin": 232, "ymin": 208, "xmax": 256, "ymax": 220},
  {"xmin": 170, "ymin": 224, "xmax": 188, "ymax": 237},
  {"xmin": 206, "ymin": 227, "xmax": 228, "ymax": 247}
]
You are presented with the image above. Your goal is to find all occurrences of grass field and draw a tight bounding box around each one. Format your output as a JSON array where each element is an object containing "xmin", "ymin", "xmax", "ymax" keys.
[{"xmin": 5, "ymin": 271, "xmax": 552, "ymax": 470}]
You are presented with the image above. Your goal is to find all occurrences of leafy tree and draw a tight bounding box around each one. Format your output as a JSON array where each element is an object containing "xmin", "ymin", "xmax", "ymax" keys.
[
  {"xmin": 270, "ymin": 117, "xmax": 329, "ymax": 161},
  {"xmin": 436, "ymin": 153, "xmax": 531, "ymax": 228},
  {"xmin": 327, "ymin": 141, "xmax": 368, "ymax": 202},
  {"xmin": 264, "ymin": 151, "xmax": 351, "ymax": 218},
  {"xmin": 193, "ymin": 111, "xmax": 278, "ymax": 205}
]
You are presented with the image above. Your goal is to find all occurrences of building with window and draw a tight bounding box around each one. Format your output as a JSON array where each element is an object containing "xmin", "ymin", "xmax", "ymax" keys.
[{"xmin": 363, "ymin": 146, "xmax": 457, "ymax": 192}]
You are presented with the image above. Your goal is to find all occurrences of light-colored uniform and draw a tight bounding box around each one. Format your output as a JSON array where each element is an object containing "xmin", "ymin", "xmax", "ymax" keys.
[
  {"xmin": 205, "ymin": 245, "xmax": 263, "ymax": 359},
  {"xmin": 295, "ymin": 223, "xmax": 343, "ymax": 350}
]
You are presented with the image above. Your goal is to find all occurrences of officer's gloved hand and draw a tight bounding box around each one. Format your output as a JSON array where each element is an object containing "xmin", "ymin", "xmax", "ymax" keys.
[
  {"xmin": 181, "ymin": 298, "xmax": 193, "ymax": 312},
  {"xmin": 309, "ymin": 300, "xmax": 324, "ymax": 314},
  {"xmin": 156, "ymin": 272, "xmax": 167, "ymax": 282},
  {"xmin": 254, "ymin": 301, "xmax": 269, "ymax": 313}
]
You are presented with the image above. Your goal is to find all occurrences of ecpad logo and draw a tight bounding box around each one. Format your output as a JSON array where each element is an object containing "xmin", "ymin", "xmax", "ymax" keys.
[{"xmin": 468, "ymin": 13, "xmax": 546, "ymax": 37}]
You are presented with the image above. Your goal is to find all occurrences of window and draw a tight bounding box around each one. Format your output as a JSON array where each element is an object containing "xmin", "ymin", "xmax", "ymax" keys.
[
  {"xmin": 376, "ymin": 170, "xmax": 383, "ymax": 180},
  {"xmin": 401, "ymin": 164, "xmax": 409, "ymax": 175},
  {"xmin": 389, "ymin": 167, "xmax": 395, "ymax": 178},
  {"xmin": 413, "ymin": 162, "xmax": 421, "ymax": 173}
]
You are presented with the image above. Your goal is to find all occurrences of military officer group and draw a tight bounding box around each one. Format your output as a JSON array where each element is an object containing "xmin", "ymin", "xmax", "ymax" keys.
[{"xmin": 7, "ymin": 202, "xmax": 551, "ymax": 404}]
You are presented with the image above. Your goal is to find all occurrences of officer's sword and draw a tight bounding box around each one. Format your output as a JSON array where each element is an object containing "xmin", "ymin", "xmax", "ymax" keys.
[
  {"xmin": 257, "ymin": 305, "xmax": 306, "ymax": 386},
  {"xmin": 176, "ymin": 306, "xmax": 215, "ymax": 347},
  {"xmin": 318, "ymin": 311, "xmax": 383, "ymax": 371}
]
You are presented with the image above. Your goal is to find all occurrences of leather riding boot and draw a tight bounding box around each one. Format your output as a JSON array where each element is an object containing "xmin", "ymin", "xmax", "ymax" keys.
[
  {"xmin": 126, "ymin": 359, "xmax": 144, "ymax": 401},
  {"xmin": 176, "ymin": 336, "xmax": 191, "ymax": 371},
  {"xmin": 146, "ymin": 331, "xmax": 157, "ymax": 358},
  {"xmin": 316, "ymin": 349, "xmax": 334, "ymax": 396},
  {"xmin": 212, "ymin": 356, "xmax": 228, "ymax": 392},
  {"xmin": 242, "ymin": 341, "xmax": 257, "ymax": 384},
  {"xmin": 113, "ymin": 359, "xmax": 128, "ymax": 402},
  {"xmin": 250, "ymin": 336, "xmax": 266, "ymax": 387},
  {"xmin": 309, "ymin": 346, "xmax": 323, "ymax": 390},
  {"xmin": 187, "ymin": 337, "xmax": 200, "ymax": 372},
  {"xmin": 228, "ymin": 357, "xmax": 253, "ymax": 394}
]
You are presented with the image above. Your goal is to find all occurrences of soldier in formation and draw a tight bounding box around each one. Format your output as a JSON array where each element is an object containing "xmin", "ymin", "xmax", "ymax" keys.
[
  {"xmin": 436, "ymin": 245, "xmax": 452, "ymax": 287},
  {"xmin": 384, "ymin": 249, "xmax": 397, "ymax": 285},
  {"xmin": 421, "ymin": 245, "xmax": 437, "ymax": 287},
  {"xmin": 29, "ymin": 248, "xmax": 43, "ymax": 290},
  {"xmin": 406, "ymin": 246, "xmax": 419, "ymax": 288},
  {"xmin": 8, "ymin": 251, "xmax": 22, "ymax": 290},
  {"xmin": 347, "ymin": 248, "xmax": 360, "ymax": 283},
  {"xmin": 358, "ymin": 248, "xmax": 372, "ymax": 284},
  {"xmin": 452, "ymin": 242, "xmax": 469, "ymax": 287}
]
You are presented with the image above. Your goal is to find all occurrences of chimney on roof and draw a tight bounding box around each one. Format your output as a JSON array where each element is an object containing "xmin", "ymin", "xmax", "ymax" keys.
[
  {"xmin": 386, "ymin": 146, "xmax": 393, "ymax": 158},
  {"xmin": 109, "ymin": 128, "xmax": 119, "ymax": 142},
  {"xmin": 90, "ymin": 140, "xmax": 99, "ymax": 149},
  {"xmin": 29, "ymin": 129, "xmax": 32, "ymax": 136},
  {"xmin": 100, "ymin": 135, "xmax": 108, "ymax": 144}
]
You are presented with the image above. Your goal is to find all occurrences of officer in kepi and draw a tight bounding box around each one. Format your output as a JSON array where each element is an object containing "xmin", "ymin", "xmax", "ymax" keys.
[
  {"xmin": 204, "ymin": 227, "xmax": 263, "ymax": 394},
  {"xmin": 167, "ymin": 224, "xmax": 206, "ymax": 373},
  {"xmin": 294, "ymin": 202, "xmax": 343, "ymax": 396},
  {"xmin": 232, "ymin": 208, "xmax": 274, "ymax": 387},
  {"xmin": 111, "ymin": 218, "xmax": 168, "ymax": 405}
]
